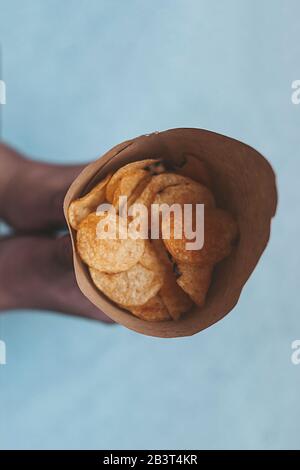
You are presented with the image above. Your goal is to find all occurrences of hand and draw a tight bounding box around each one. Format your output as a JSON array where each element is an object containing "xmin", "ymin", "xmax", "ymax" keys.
[{"xmin": 0, "ymin": 143, "xmax": 113, "ymax": 323}]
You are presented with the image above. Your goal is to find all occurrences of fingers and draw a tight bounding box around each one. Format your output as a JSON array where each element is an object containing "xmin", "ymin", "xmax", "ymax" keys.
[
  {"xmin": 0, "ymin": 141, "xmax": 87, "ymax": 232},
  {"xmin": 0, "ymin": 144, "xmax": 113, "ymax": 323},
  {"xmin": 0, "ymin": 234, "xmax": 114, "ymax": 323},
  {"xmin": 52, "ymin": 234, "xmax": 114, "ymax": 323},
  {"xmin": 0, "ymin": 141, "xmax": 26, "ymax": 159},
  {"xmin": 54, "ymin": 234, "xmax": 74, "ymax": 269},
  {"xmin": 0, "ymin": 143, "xmax": 26, "ymax": 212}
]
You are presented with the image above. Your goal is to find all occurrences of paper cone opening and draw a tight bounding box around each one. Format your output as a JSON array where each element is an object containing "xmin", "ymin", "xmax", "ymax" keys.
[{"xmin": 64, "ymin": 128, "xmax": 277, "ymax": 338}]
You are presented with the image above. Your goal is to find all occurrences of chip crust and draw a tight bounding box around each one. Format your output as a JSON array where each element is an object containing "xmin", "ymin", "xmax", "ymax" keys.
[
  {"xmin": 77, "ymin": 212, "xmax": 145, "ymax": 273},
  {"xmin": 153, "ymin": 181, "xmax": 215, "ymax": 208},
  {"xmin": 176, "ymin": 263, "xmax": 213, "ymax": 306},
  {"xmin": 89, "ymin": 263, "xmax": 163, "ymax": 306},
  {"xmin": 134, "ymin": 173, "xmax": 198, "ymax": 210},
  {"xmin": 162, "ymin": 208, "xmax": 238, "ymax": 266},
  {"xmin": 152, "ymin": 239, "xmax": 193, "ymax": 319},
  {"xmin": 129, "ymin": 295, "xmax": 171, "ymax": 321},
  {"xmin": 105, "ymin": 159, "xmax": 158, "ymax": 203},
  {"xmin": 112, "ymin": 169, "xmax": 149, "ymax": 210},
  {"xmin": 139, "ymin": 240, "xmax": 165, "ymax": 275},
  {"xmin": 68, "ymin": 173, "xmax": 111, "ymax": 230}
]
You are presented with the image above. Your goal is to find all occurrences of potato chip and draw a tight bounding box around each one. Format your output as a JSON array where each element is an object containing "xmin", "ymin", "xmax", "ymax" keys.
[
  {"xmin": 160, "ymin": 271, "xmax": 193, "ymax": 320},
  {"xmin": 140, "ymin": 240, "xmax": 165, "ymax": 276},
  {"xmin": 112, "ymin": 169, "xmax": 149, "ymax": 210},
  {"xmin": 68, "ymin": 173, "xmax": 111, "ymax": 230},
  {"xmin": 105, "ymin": 159, "xmax": 159, "ymax": 203},
  {"xmin": 151, "ymin": 239, "xmax": 193, "ymax": 319},
  {"xmin": 134, "ymin": 173, "xmax": 197, "ymax": 210},
  {"xmin": 153, "ymin": 181, "xmax": 215, "ymax": 241},
  {"xmin": 162, "ymin": 208, "xmax": 238, "ymax": 266},
  {"xmin": 176, "ymin": 154, "xmax": 212, "ymax": 188},
  {"xmin": 127, "ymin": 174, "xmax": 152, "ymax": 207},
  {"xmin": 77, "ymin": 212, "xmax": 144, "ymax": 273},
  {"xmin": 129, "ymin": 295, "xmax": 171, "ymax": 321},
  {"xmin": 74, "ymin": 158, "xmax": 239, "ymax": 322},
  {"xmin": 176, "ymin": 263, "xmax": 213, "ymax": 306},
  {"xmin": 153, "ymin": 181, "xmax": 215, "ymax": 208},
  {"xmin": 89, "ymin": 263, "xmax": 163, "ymax": 306},
  {"xmin": 152, "ymin": 183, "xmax": 214, "ymax": 240}
]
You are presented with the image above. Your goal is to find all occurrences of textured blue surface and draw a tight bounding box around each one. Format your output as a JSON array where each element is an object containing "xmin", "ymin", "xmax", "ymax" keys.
[{"xmin": 0, "ymin": 0, "xmax": 299, "ymax": 450}]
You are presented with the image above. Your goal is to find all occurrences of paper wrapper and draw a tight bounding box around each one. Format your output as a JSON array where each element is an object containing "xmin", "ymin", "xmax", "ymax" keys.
[{"xmin": 64, "ymin": 128, "xmax": 277, "ymax": 338}]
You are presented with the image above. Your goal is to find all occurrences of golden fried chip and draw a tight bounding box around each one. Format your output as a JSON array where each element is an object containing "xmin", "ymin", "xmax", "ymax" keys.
[
  {"xmin": 127, "ymin": 174, "xmax": 152, "ymax": 207},
  {"xmin": 68, "ymin": 173, "xmax": 111, "ymax": 230},
  {"xmin": 162, "ymin": 208, "xmax": 238, "ymax": 266},
  {"xmin": 128, "ymin": 295, "xmax": 171, "ymax": 321},
  {"xmin": 151, "ymin": 239, "xmax": 193, "ymax": 320},
  {"xmin": 139, "ymin": 240, "xmax": 164, "ymax": 275},
  {"xmin": 152, "ymin": 182, "xmax": 214, "ymax": 239},
  {"xmin": 77, "ymin": 212, "xmax": 144, "ymax": 273},
  {"xmin": 176, "ymin": 263, "xmax": 213, "ymax": 306},
  {"xmin": 112, "ymin": 169, "xmax": 149, "ymax": 210},
  {"xmin": 176, "ymin": 154, "xmax": 212, "ymax": 188},
  {"xmin": 134, "ymin": 173, "xmax": 197, "ymax": 210},
  {"xmin": 105, "ymin": 159, "xmax": 159, "ymax": 203},
  {"xmin": 89, "ymin": 263, "xmax": 163, "ymax": 307},
  {"xmin": 160, "ymin": 271, "xmax": 193, "ymax": 320},
  {"xmin": 153, "ymin": 181, "xmax": 215, "ymax": 208}
]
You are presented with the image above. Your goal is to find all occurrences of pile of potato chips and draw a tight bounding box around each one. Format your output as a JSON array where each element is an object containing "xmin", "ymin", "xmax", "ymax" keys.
[{"xmin": 68, "ymin": 157, "xmax": 238, "ymax": 321}]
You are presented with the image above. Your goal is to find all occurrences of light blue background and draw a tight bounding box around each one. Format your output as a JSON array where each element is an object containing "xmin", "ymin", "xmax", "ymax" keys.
[{"xmin": 0, "ymin": 0, "xmax": 299, "ymax": 450}]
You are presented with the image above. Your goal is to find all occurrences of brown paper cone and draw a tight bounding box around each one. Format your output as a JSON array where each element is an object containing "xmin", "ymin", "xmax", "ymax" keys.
[{"xmin": 64, "ymin": 128, "xmax": 277, "ymax": 338}]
